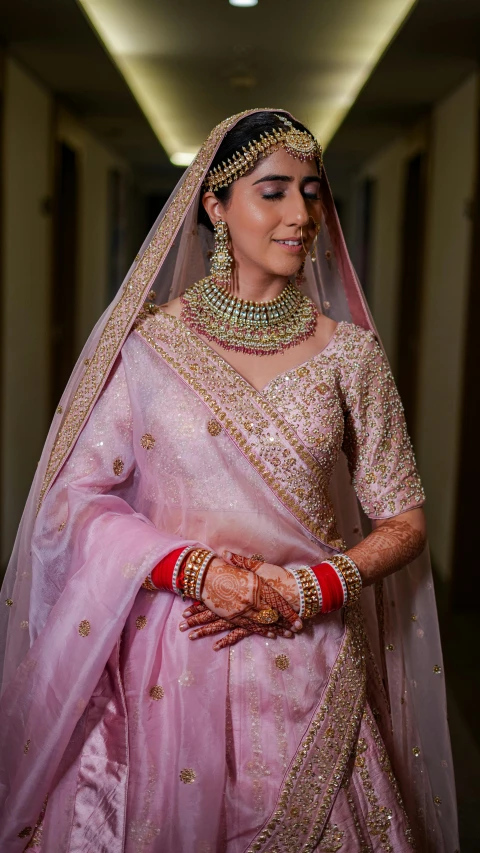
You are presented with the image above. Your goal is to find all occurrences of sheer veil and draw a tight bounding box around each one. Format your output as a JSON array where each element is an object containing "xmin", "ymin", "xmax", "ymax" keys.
[{"xmin": 0, "ymin": 109, "xmax": 457, "ymax": 851}]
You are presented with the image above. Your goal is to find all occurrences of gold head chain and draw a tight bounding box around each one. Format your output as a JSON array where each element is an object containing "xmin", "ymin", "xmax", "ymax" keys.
[{"xmin": 204, "ymin": 114, "xmax": 323, "ymax": 193}]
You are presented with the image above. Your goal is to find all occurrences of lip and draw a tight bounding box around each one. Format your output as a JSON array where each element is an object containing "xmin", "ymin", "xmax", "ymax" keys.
[{"xmin": 273, "ymin": 238, "xmax": 304, "ymax": 255}]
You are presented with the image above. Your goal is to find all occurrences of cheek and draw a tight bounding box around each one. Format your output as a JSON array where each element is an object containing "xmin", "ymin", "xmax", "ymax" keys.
[{"xmin": 229, "ymin": 199, "xmax": 280, "ymax": 250}]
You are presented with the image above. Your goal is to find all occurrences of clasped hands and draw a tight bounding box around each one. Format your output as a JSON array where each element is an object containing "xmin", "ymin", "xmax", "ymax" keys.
[{"xmin": 179, "ymin": 552, "xmax": 303, "ymax": 651}]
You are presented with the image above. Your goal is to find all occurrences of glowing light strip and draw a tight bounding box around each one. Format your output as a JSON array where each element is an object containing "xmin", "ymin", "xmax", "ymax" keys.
[{"xmin": 77, "ymin": 0, "xmax": 417, "ymax": 154}]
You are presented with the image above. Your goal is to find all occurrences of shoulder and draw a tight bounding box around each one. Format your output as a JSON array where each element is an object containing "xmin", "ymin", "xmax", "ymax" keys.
[
  {"xmin": 331, "ymin": 323, "xmax": 387, "ymax": 395},
  {"xmin": 130, "ymin": 295, "xmax": 183, "ymax": 338},
  {"xmin": 334, "ymin": 321, "xmax": 378, "ymax": 359}
]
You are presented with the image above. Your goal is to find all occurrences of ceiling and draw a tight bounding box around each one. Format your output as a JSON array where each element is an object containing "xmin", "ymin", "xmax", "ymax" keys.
[
  {"xmin": 0, "ymin": 0, "xmax": 174, "ymax": 188},
  {"xmin": 77, "ymin": 0, "xmax": 417, "ymax": 161},
  {"xmin": 326, "ymin": 0, "xmax": 480, "ymax": 187},
  {"xmin": 1, "ymin": 0, "xmax": 480, "ymax": 195}
]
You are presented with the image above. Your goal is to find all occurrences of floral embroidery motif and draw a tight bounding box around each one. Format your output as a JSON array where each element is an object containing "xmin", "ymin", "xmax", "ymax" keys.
[
  {"xmin": 23, "ymin": 739, "xmax": 31, "ymax": 754},
  {"xmin": 18, "ymin": 827, "xmax": 32, "ymax": 839},
  {"xmin": 5, "ymin": 599, "xmax": 13, "ymax": 607},
  {"xmin": 140, "ymin": 433, "xmax": 156, "ymax": 450},
  {"xmin": 136, "ymin": 616, "xmax": 147, "ymax": 630},
  {"xmin": 149, "ymin": 685, "xmax": 164, "ymax": 700},
  {"xmin": 179, "ymin": 768, "xmax": 196, "ymax": 784},
  {"xmin": 178, "ymin": 670, "xmax": 195, "ymax": 687},
  {"xmin": 121, "ymin": 563, "xmax": 137, "ymax": 579},
  {"xmin": 319, "ymin": 822, "xmax": 344, "ymax": 851},
  {"xmin": 207, "ymin": 419, "xmax": 222, "ymax": 436},
  {"xmin": 113, "ymin": 457, "xmax": 125, "ymax": 476},
  {"xmin": 78, "ymin": 620, "xmax": 91, "ymax": 637},
  {"xmin": 274, "ymin": 654, "xmax": 290, "ymax": 671}
]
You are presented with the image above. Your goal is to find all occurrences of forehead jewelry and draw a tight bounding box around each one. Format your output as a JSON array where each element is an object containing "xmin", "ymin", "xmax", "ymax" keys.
[{"xmin": 204, "ymin": 115, "xmax": 323, "ymax": 193}]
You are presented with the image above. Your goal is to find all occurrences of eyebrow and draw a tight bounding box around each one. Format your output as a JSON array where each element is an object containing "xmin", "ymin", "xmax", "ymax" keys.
[{"xmin": 252, "ymin": 173, "xmax": 321, "ymax": 185}]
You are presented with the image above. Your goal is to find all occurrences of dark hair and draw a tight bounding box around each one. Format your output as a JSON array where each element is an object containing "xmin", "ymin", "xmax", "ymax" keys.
[{"xmin": 198, "ymin": 111, "xmax": 316, "ymax": 231}]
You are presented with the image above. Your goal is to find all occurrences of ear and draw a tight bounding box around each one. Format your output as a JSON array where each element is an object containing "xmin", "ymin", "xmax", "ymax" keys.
[{"xmin": 202, "ymin": 191, "xmax": 227, "ymax": 227}]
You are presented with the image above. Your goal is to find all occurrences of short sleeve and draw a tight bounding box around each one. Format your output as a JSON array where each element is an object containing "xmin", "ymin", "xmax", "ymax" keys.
[{"xmin": 341, "ymin": 332, "xmax": 425, "ymax": 519}]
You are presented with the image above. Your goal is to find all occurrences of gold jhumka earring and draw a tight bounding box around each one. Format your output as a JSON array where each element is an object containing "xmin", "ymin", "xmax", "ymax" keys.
[{"xmin": 210, "ymin": 220, "xmax": 233, "ymax": 286}]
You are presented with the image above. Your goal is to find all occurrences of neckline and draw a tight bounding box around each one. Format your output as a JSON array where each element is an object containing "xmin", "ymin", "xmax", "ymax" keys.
[{"xmin": 155, "ymin": 311, "xmax": 345, "ymax": 395}]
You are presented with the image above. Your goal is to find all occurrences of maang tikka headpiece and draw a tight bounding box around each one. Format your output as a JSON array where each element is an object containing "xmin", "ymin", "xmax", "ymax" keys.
[{"xmin": 204, "ymin": 114, "xmax": 323, "ymax": 193}]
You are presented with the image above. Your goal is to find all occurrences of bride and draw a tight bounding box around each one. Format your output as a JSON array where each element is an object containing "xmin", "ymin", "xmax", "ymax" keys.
[{"xmin": 0, "ymin": 109, "xmax": 458, "ymax": 852}]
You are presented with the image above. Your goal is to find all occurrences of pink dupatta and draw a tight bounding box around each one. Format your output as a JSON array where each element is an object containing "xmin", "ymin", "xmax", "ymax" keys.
[{"xmin": 0, "ymin": 109, "xmax": 458, "ymax": 852}]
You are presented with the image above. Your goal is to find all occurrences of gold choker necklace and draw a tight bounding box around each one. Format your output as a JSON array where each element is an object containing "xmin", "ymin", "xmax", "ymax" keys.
[{"xmin": 181, "ymin": 276, "xmax": 318, "ymax": 356}]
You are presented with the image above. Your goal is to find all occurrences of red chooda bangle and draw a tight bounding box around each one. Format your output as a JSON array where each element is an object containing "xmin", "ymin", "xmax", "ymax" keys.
[
  {"xmin": 311, "ymin": 561, "xmax": 345, "ymax": 613},
  {"xmin": 151, "ymin": 547, "xmax": 186, "ymax": 592}
]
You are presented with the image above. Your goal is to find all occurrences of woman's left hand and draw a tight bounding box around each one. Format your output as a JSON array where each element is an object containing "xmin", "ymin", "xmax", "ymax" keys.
[
  {"xmin": 179, "ymin": 551, "xmax": 301, "ymax": 649},
  {"xmin": 223, "ymin": 551, "xmax": 300, "ymax": 612}
]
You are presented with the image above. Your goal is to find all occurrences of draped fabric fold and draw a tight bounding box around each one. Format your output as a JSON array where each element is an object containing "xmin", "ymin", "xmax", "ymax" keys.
[{"xmin": 0, "ymin": 109, "xmax": 458, "ymax": 852}]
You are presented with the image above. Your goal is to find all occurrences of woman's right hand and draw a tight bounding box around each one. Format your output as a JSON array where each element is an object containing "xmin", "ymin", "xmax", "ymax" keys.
[
  {"xmin": 201, "ymin": 557, "xmax": 301, "ymax": 627},
  {"xmin": 179, "ymin": 556, "xmax": 302, "ymax": 650}
]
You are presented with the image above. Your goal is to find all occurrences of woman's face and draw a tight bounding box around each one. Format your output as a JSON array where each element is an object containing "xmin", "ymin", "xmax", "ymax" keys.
[{"xmin": 203, "ymin": 147, "xmax": 322, "ymax": 281}]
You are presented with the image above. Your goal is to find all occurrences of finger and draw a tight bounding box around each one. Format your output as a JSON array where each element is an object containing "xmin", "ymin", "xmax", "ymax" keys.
[
  {"xmin": 188, "ymin": 620, "xmax": 231, "ymax": 640},
  {"xmin": 182, "ymin": 601, "xmax": 206, "ymax": 618},
  {"xmin": 222, "ymin": 551, "xmax": 264, "ymax": 571},
  {"xmin": 179, "ymin": 610, "xmax": 218, "ymax": 631},
  {"xmin": 230, "ymin": 616, "xmax": 277, "ymax": 639},
  {"xmin": 213, "ymin": 627, "xmax": 251, "ymax": 651},
  {"xmin": 260, "ymin": 584, "xmax": 303, "ymax": 632}
]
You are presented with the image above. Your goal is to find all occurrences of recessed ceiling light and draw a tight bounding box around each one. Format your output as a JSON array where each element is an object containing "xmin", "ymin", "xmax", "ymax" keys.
[
  {"xmin": 170, "ymin": 152, "xmax": 196, "ymax": 167},
  {"xmin": 229, "ymin": 0, "xmax": 258, "ymax": 7}
]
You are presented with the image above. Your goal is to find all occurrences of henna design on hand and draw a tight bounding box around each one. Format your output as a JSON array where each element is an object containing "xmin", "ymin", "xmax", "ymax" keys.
[
  {"xmin": 204, "ymin": 561, "xmax": 253, "ymax": 612},
  {"xmin": 348, "ymin": 516, "xmax": 426, "ymax": 584},
  {"xmin": 225, "ymin": 552, "xmax": 264, "ymax": 571},
  {"xmin": 224, "ymin": 551, "xmax": 300, "ymax": 612}
]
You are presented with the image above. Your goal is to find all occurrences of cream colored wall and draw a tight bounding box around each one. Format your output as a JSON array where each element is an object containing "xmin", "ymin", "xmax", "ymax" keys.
[
  {"xmin": 0, "ymin": 66, "xmax": 133, "ymax": 566},
  {"xmin": 56, "ymin": 109, "xmax": 130, "ymax": 354},
  {"xmin": 347, "ymin": 74, "xmax": 477, "ymax": 580},
  {"xmin": 1, "ymin": 58, "xmax": 53, "ymax": 565},
  {"xmin": 416, "ymin": 73, "xmax": 478, "ymax": 580}
]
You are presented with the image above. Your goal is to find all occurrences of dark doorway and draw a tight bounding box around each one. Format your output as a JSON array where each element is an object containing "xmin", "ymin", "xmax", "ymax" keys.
[
  {"xmin": 50, "ymin": 141, "xmax": 78, "ymax": 415},
  {"xmin": 395, "ymin": 153, "xmax": 427, "ymax": 441},
  {"xmin": 451, "ymin": 112, "xmax": 480, "ymax": 611}
]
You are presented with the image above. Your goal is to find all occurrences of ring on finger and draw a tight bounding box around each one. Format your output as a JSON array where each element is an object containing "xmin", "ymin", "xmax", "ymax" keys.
[{"xmin": 251, "ymin": 607, "xmax": 279, "ymax": 625}]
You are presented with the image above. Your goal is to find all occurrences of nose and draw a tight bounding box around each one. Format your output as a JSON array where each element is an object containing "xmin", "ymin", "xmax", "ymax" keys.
[{"xmin": 284, "ymin": 188, "xmax": 310, "ymax": 229}]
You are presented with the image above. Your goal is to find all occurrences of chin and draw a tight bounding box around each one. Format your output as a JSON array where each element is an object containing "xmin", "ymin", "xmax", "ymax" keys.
[{"xmin": 267, "ymin": 258, "xmax": 304, "ymax": 280}]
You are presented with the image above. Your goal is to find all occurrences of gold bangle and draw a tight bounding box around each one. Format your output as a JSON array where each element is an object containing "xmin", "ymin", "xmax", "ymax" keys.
[
  {"xmin": 294, "ymin": 567, "xmax": 322, "ymax": 618},
  {"xmin": 183, "ymin": 549, "xmax": 212, "ymax": 599},
  {"xmin": 329, "ymin": 555, "xmax": 363, "ymax": 606},
  {"xmin": 142, "ymin": 574, "xmax": 156, "ymax": 592}
]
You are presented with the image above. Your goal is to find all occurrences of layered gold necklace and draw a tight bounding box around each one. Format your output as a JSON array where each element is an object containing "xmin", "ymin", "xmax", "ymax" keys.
[{"xmin": 181, "ymin": 276, "xmax": 318, "ymax": 355}]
